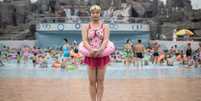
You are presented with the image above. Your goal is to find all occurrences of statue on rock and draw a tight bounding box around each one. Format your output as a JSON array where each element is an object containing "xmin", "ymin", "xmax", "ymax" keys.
[{"xmin": 173, "ymin": 29, "xmax": 177, "ymax": 41}]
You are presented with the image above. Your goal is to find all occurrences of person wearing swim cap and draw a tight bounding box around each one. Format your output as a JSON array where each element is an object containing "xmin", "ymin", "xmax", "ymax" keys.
[
  {"xmin": 22, "ymin": 44, "xmax": 29, "ymax": 64},
  {"xmin": 144, "ymin": 58, "xmax": 149, "ymax": 65},
  {"xmin": 72, "ymin": 40, "xmax": 79, "ymax": 70},
  {"xmin": 81, "ymin": 5, "xmax": 110, "ymax": 101}
]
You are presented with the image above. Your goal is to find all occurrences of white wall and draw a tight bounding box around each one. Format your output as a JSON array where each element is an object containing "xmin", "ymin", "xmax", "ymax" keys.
[
  {"xmin": 36, "ymin": 23, "xmax": 150, "ymax": 32},
  {"xmin": 0, "ymin": 40, "xmax": 39, "ymax": 50},
  {"xmin": 149, "ymin": 40, "xmax": 199, "ymax": 51}
]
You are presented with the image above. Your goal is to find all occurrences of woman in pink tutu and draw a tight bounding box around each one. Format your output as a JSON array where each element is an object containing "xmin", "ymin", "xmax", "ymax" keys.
[{"xmin": 81, "ymin": 5, "xmax": 110, "ymax": 101}]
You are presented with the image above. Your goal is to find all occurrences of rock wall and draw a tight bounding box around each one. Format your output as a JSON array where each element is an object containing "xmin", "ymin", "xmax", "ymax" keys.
[
  {"xmin": 16, "ymin": 4, "xmax": 26, "ymax": 26},
  {"xmin": 2, "ymin": 3, "xmax": 15, "ymax": 25}
]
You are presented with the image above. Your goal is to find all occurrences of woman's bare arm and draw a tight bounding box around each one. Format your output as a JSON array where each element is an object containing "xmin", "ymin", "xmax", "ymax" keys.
[{"xmin": 82, "ymin": 24, "xmax": 93, "ymax": 51}]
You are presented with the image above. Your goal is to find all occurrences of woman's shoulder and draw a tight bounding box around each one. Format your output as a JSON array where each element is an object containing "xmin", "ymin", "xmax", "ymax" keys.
[{"xmin": 103, "ymin": 24, "xmax": 109, "ymax": 28}]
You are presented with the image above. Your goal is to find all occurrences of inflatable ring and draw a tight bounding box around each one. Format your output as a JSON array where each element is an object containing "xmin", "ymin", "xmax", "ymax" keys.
[
  {"xmin": 176, "ymin": 55, "xmax": 186, "ymax": 61},
  {"xmin": 79, "ymin": 63, "xmax": 86, "ymax": 65},
  {"xmin": 71, "ymin": 51, "xmax": 83, "ymax": 58},
  {"xmin": 157, "ymin": 55, "xmax": 165, "ymax": 63},
  {"xmin": 54, "ymin": 62, "xmax": 62, "ymax": 68},
  {"xmin": 31, "ymin": 50, "xmax": 38, "ymax": 54},
  {"xmin": 121, "ymin": 59, "xmax": 125, "ymax": 62},
  {"xmin": 78, "ymin": 41, "xmax": 115, "ymax": 57}
]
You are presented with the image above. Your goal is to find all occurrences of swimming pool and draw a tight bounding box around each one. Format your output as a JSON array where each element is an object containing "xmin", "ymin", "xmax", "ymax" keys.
[{"xmin": 0, "ymin": 53, "xmax": 201, "ymax": 79}]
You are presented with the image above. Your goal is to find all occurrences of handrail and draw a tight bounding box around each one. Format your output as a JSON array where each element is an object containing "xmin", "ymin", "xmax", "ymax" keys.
[{"xmin": 35, "ymin": 17, "xmax": 149, "ymax": 23}]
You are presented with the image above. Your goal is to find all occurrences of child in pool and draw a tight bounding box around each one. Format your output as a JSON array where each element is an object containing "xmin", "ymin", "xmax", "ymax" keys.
[
  {"xmin": 193, "ymin": 56, "xmax": 198, "ymax": 68},
  {"xmin": 61, "ymin": 59, "xmax": 65, "ymax": 69},
  {"xmin": 68, "ymin": 56, "xmax": 75, "ymax": 66},
  {"xmin": 52, "ymin": 56, "xmax": 60, "ymax": 67},
  {"xmin": 6, "ymin": 55, "xmax": 11, "ymax": 60},
  {"xmin": 144, "ymin": 58, "xmax": 149, "ymax": 65},
  {"xmin": 32, "ymin": 53, "xmax": 37, "ymax": 67},
  {"xmin": 179, "ymin": 55, "xmax": 187, "ymax": 65},
  {"xmin": 17, "ymin": 52, "xmax": 21, "ymax": 65}
]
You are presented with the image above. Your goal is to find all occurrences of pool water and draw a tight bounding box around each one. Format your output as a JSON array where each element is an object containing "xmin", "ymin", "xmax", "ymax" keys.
[{"xmin": 0, "ymin": 53, "xmax": 201, "ymax": 79}]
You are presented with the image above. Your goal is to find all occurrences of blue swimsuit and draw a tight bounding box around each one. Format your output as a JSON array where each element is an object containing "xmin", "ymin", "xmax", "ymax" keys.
[{"xmin": 63, "ymin": 45, "xmax": 70, "ymax": 57}]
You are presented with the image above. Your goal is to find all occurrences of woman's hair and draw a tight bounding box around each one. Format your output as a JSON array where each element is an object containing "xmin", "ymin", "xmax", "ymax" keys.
[
  {"xmin": 63, "ymin": 38, "xmax": 68, "ymax": 43},
  {"xmin": 17, "ymin": 52, "xmax": 20, "ymax": 55},
  {"xmin": 127, "ymin": 39, "xmax": 131, "ymax": 43}
]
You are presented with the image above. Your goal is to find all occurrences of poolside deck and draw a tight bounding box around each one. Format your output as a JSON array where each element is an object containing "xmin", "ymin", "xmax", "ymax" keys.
[{"xmin": 0, "ymin": 78, "xmax": 201, "ymax": 101}]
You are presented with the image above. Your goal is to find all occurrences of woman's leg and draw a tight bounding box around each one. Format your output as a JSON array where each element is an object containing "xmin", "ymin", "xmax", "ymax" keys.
[
  {"xmin": 74, "ymin": 57, "xmax": 78, "ymax": 70},
  {"xmin": 26, "ymin": 57, "xmax": 28, "ymax": 64},
  {"xmin": 64, "ymin": 57, "xmax": 68, "ymax": 71},
  {"xmin": 133, "ymin": 57, "xmax": 135, "ymax": 66},
  {"xmin": 126, "ymin": 58, "xmax": 129, "ymax": 69},
  {"xmin": 96, "ymin": 65, "xmax": 107, "ymax": 101},
  {"xmin": 24, "ymin": 57, "xmax": 26, "ymax": 64},
  {"xmin": 86, "ymin": 65, "xmax": 97, "ymax": 101}
]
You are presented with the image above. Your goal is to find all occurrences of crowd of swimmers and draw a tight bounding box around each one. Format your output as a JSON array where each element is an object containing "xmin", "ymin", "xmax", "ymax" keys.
[
  {"xmin": 0, "ymin": 39, "xmax": 83, "ymax": 71},
  {"xmin": 0, "ymin": 39, "xmax": 201, "ymax": 70},
  {"xmin": 110, "ymin": 39, "xmax": 201, "ymax": 70}
]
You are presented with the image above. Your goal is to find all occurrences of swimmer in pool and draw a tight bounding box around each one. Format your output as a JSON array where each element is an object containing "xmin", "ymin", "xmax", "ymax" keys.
[
  {"xmin": 7, "ymin": 47, "xmax": 10, "ymax": 53},
  {"xmin": 151, "ymin": 42, "xmax": 160, "ymax": 64},
  {"xmin": 185, "ymin": 43, "xmax": 192, "ymax": 65},
  {"xmin": 22, "ymin": 44, "xmax": 29, "ymax": 64},
  {"xmin": 52, "ymin": 56, "xmax": 60, "ymax": 67},
  {"xmin": 123, "ymin": 39, "xmax": 132, "ymax": 69},
  {"xmin": 116, "ymin": 55, "xmax": 122, "ymax": 62},
  {"xmin": 38, "ymin": 55, "xmax": 47, "ymax": 68},
  {"xmin": 175, "ymin": 45, "xmax": 180, "ymax": 56},
  {"xmin": 149, "ymin": 54, "xmax": 154, "ymax": 63},
  {"xmin": 68, "ymin": 56, "xmax": 75, "ymax": 66},
  {"xmin": 32, "ymin": 53, "xmax": 37, "ymax": 67},
  {"xmin": 167, "ymin": 54, "xmax": 174, "ymax": 66},
  {"xmin": 169, "ymin": 46, "xmax": 174, "ymax": 54},
  {"xmin": 193, "ymin": 56, "xmax": 198, "ymax": 68},
  {"xmin": 144, "ymin": 58, "xmax": 149, "ymax": 65},
  {"xmin": 61, "ymin": 59, "xmax": 65, "ymax": 69},
  {"xmin": 179, "ymin": 55, "xmax": 187, "ymax": 65},
  {"xmin": 16, "ymin": 52, "xmax": 21, "ymax": 65},
  {"xmin": 135, "ymin": 39, "xmax": 145, "ymax": 69},
  {"xmin": 179, "ymin": 56, "xmax": 195, "ymax": 68},
  {"xmin": 60, "ymin": 38, "xmax": 71, "ymax": 71},
  {"xmin": 72, "ymin": 41, "xmax": 79, "ymax": 70},
  {"xmin": 2, "ymin": 46, "xmax": 7, "ymax": 54}
]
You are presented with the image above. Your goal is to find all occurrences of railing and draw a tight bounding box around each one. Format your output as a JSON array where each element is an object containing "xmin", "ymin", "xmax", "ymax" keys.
[{"xmin": 35, "ymin": 17, "xmax": 149, "ymax": 23}]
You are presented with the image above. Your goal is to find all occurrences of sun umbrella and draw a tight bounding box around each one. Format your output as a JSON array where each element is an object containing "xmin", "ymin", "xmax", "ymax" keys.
[{"xmin": 175, "ymin": 29, "xmax": 194, "ymax": 36}]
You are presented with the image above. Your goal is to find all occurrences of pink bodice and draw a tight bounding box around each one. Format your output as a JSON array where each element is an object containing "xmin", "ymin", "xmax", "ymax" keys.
[{"xmin": 87, "ymin": 23, "xmax": 104, "ymax": 50}]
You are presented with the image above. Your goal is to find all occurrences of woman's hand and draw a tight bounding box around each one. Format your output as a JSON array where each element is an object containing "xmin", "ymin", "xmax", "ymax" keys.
[
  {"xmin": 95, "ymin": 49, "xmax": 103, "ymax": 57},
  {"xmin": 89, "ymin": 49, "xmax": 96, "ymax": 58}
]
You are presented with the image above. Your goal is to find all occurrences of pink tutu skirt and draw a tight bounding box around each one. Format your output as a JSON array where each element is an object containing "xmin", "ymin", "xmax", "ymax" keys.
[{"xmin": 83, "ymin": 56, "xmax": 110, "ymax": 68}]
